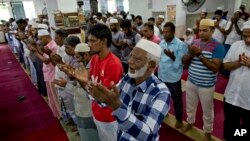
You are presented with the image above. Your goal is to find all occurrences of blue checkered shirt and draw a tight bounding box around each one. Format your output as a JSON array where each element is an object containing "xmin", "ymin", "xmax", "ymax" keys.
[{"xmin": 112, "ymin": 74, "xmax": 171, "ymax": 141}]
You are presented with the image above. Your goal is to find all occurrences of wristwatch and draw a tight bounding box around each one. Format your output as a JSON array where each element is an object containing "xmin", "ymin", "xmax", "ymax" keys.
[{"xmin": 198, "ymin": 54, "xmax": 204, "ymax": 59}]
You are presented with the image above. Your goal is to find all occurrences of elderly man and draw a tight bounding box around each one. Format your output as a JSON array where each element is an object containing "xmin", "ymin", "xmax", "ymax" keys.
[
  {"xmin": 31, "ymin": 29, "xmax": 60, "ymax": 118},
  {"xmin": 182, "ymin": 19, "xmax": 225, "ymax": 141},
  {"xmin": 89, "ymin": 39, "xmax": 171, "ymax": 140},
  {"xmin": 223, "ymin": 21, "xmax": 250, "ymax": 141}
]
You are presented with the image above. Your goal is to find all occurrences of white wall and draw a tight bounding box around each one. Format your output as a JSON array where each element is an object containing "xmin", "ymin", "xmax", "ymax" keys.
[
  {"xmin": 33, "ymin": 0, "xmax": 45, "ymax": 16},
  {"xmin": 128, "ymin": 0, "xmax": 152, "ymax": 22},
  {"xmin": 57, "ymin": 0, "xmax": 78, "ymax": 13}
]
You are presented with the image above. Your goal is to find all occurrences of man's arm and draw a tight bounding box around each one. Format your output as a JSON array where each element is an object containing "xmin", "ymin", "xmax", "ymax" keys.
[
  {"xmin": 223, "ymin": 60, "xmax": 241, "ymax": 71},
  {"xmin": 112, "ymin": 91, "xmax": 170, "ymax": 140},
  {"xmin": 199, "ymin": 56, "xmax": 222, "ymax": 73}
]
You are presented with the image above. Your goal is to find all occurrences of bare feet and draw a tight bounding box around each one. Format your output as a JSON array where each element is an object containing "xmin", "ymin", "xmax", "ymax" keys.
[
  {"xmin": 203, "ymin": 133, "xmax": 211, "ymax": 141},
  {"xmin": 175, "ymin": 120, "xmax": 183, "ymax": 128},
  {"xmin": 181, "ymin": 123, "xmax": 193, "ymax": 132}
]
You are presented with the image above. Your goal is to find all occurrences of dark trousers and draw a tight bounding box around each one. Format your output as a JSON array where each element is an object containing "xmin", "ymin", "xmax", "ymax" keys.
[
  {"xmin": 165, "ymin": 80, "xmax": 183, "ymax": 121},
  {"xmin": 33, "ymin": 57, "xmax": 47, "ymax": 96},
  {"xmin": 224, "ymin": 101, "xmax": 250, "ymax": 141}
]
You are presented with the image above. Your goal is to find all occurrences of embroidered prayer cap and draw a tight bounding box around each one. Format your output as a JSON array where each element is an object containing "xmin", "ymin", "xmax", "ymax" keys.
[
  {"xmin": 158, "ymin": 15, "xmax": 164, "ymax": 19},
  {"xmin": 38, "ymin": 29, "xmax": 50, "ymax": 36},
  {"xmin": 200, "ymin": 19, "xmax": 215, "ymax": 27},
  {"xmin": 109, "ymin": 18, "xmax": 118, "ymax": 24},
  {"xmin": 37, "ymin": 24, "xmax": 48, "ymax": 30},
  {"xmin": 135, "ymin": 39, "xmax": 161, "ymax": 58},
  {"xmin": 75, "ymin": 43, "xmax": 90, "ymax": 52}
]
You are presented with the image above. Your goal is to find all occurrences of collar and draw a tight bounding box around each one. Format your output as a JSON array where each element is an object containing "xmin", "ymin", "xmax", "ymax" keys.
[
  {"xmin": 127, "ymin": 74, "xmax": 155, "ymax": 93},
  {"xmin": 164, "ymin": 37, "xmax": 177, "ymax": 45}
]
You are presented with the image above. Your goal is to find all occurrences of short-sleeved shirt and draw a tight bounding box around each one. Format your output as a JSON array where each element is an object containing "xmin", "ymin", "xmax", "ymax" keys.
[
  {"xmin": 43, "ymin": 40, "xmax": 58, "ymax": 82},
  {"xmin": 158, "ymin": 37, "xmax": 188, "ymax": 83},
  {"xmin": 223, "ymin": 40, "xmax": 250, "ymax": 110},
  {"xmin": 188, "ymin": 39, "xmax": 225, "ymax": 87},
  {"xmin": 90, "ymin": 52, "xmax": 123, "ymax": 122},
  {"xmin": 109, "ymin": 31, "xmax": 124, "ymax": 58},
  {"xmin": 224, "ymin": 19, "xmax": 244, "ymax": 45}
]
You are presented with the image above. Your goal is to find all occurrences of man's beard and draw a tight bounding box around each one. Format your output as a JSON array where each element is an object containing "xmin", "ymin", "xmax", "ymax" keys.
[{"xmin": 128, "ymin": 62, "xmax": 148, "ymax": 78}]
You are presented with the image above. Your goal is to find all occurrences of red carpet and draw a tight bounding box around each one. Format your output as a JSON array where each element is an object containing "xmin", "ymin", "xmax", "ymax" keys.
[{"xmin": 0, "ymin": 44, "xmax": 68, "ymax": 141}]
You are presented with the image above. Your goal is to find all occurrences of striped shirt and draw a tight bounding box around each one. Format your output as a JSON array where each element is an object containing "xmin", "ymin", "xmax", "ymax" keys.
[
  {"xmin": 188, "ymin": 39, "xmax": 224, "ymax": 87},
  {"xmin": 112, "ymin": 74, "xmax": 171, "ymax": 141}
]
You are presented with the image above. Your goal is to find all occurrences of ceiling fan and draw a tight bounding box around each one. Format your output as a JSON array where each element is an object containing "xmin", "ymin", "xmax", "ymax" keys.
[{"xmin": 182, "ymin": 0, "xmax": 206, "ymax": 12}]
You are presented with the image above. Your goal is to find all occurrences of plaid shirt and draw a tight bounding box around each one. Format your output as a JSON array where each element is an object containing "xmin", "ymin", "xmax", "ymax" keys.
[{"xmin": 112, "ymin": 74, "xmax": 171, "ymax": 141}]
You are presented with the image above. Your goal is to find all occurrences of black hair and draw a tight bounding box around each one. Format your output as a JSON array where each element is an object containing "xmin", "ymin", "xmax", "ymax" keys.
[
  {"xmin": 97, "ymin": 12, "xmax": 102, "ymax": 17},
  {"xmin": 120, "ymin": 19, "xmax": 131, "ymax": 29},
  {"xmin": 143, "ymin": 23, "xmax": 154, "ymax": 31},
  {"xmin": 135, "ymin": 15, "xmax": 142, "ymax": 20},
  {"xmin": 55, "ymin": 29, "xmax": 69, "ymax": 38},
  {"xmin": 88, "ymin": 23, "xmax": 112, "ymax": 47},
  {"xmin": 148, "ymin": 17, "xmax": 155, "ymax": 22},
  {"xmin": 164, "ymin": 22, "xmax": 175, "ymax": 32},
  {"xmin": 64, "ymin": 36, "xmax": 81, "ymax": 47},
  {"xmin": 16, "ymin": 18, "xmax": 27, "ymax": 25},
  {"xmin": 214, "ymin": 10, "xmax": 223, "ymax": 16}
]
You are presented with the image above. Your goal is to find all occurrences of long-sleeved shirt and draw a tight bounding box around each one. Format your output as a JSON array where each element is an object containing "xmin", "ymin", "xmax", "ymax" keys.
[
  {"xmin": 158, "ymin": 37, "xmax": 188, "ymax": 83},
  {"xmin": 112, "ymin": 74, "xmax": 171, "ymax": 141}
]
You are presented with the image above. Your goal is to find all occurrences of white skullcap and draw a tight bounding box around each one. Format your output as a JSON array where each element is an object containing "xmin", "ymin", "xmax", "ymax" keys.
[
  {"xmin": 243, "ymin": 21, "xmax": 250, "ymax": 30},
  {"xmin": 93, "ymin": 15, "xmax": 97, "ymax": 18},
  {"xmin": 103, "ymin": 15, "xmax": 107, "ymax": 18},
  {"xmin": 217, "ymin": 6, "xmax": 223, "ymax": 10},
  {"xmin": 187, "ymin": 28, "xmax": 193, "ymax": 33},
  {"xmin": 158, "ymin": 15, "xmax": 164, "ymax": 19},
  {"xmin": 109, "ymin": 18, "xmax": 118, "ymax": 24},
  {"xmin": 75, "ymin": 43, "xmax": 90, "ymax": 52},
  {"xmin": 136, "ymin": 39, "xmax": 161, "ymax": 58},
  {"xmin": 42, "ymin": 19, "xmax": 48, "ymax": 22},
  {"xmin": 38, "ymin": 29, "xmax": 50, "ymax": 36},
  {"xmin": 201, "ymin": 8, "xmax": 207, "ymax": 13},
  {"xmin": 117, "ymin": 15, "xmax": 123, "ymax": 19},
  {"xmin": 37, "ymin": 24, "xmax": 48, "ymax": 30}
]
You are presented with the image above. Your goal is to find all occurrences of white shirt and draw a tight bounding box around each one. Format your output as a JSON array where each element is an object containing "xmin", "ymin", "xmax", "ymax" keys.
[
  {"xmin": 54, "ymin": 45, "xmax": 69, "ymax": 87},
  {"xmin": 212, "ymin": 19, "xmax": 227, "ymax": 43},
  {"xmin": 223, "ymin": 40, "xmax": 250, "ymax": 110},
  {"xmin": 183, "ymin": 35, "xmax": 194, "ymax": 45},
  {"xmin": 224, "ymin": 19, "xmax": 244, "ymax": 45},
  {"xmin": 154, "ymin": 25, "xmax": 160, "ymax": 37}
]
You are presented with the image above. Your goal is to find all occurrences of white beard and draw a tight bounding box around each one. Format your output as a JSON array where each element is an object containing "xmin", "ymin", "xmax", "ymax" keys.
[{"xmin": 128, "ymin": 62, "xmax": 148, "ymax": 78}]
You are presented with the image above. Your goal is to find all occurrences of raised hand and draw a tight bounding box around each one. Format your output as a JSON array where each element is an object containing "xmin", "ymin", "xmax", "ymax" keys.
[
  {"xmin": 164, "ymin": 48, "xmax": 175, "ymax": 61},
  {"xmin": 89, "ymin": 81, "xmax": 121, "ymax": 110}
]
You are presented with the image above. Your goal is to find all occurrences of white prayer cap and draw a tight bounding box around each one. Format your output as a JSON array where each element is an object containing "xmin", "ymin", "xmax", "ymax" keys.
[
  {"xmin": 243, "ymin": 21, "xmax": 250, "ymax": 30},
  {"xmin": 93, "ymin": 15, "xmax": 97, "ymax": 18},
  {"xmin": 109, "ymin": 18, "xmax": 118, "ymax": 24},
  {"xmin": 117, "ymin": 15, "xmax": 123, "ymax": 19},
  {"xmin": 217, "ymin": 6, "xmax": 223, "ymax": 10},
  {"xmin": 42, "ymin": 19, "xmax": 48, "ymax": 22},
  {"xmin": 201, "ymin": 8, "xmax": 207, "ymax": 13},
  {"xmin": 103, "ymin": 15, "xmax": 107, "ymax": 18},
  {"xmin": 187, "ymin": 28, "xmax": 193, "ymax": 33},
  {"xmin": 135, "ymin": 39, "xmax": 161, "ymax": 58},
  {"xmin": 158, "ymin": 15, "xmax": 164, "ymax": 19},
  {"xmin": 37, "ymin": 24, "xmax": 48, "ymax": 30},
  {"xmin": 38, "ymin": 29, "xmax": 50, "ymax": 36},
  {"xmin": 75, "ymin": 43, "xmax": 90, "ymax": 52}
]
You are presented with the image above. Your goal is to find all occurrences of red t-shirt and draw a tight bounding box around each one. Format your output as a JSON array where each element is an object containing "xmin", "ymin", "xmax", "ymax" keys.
[{"xmin": 90, "ymin": 52, "xmax": 123, "ymax": 122}]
